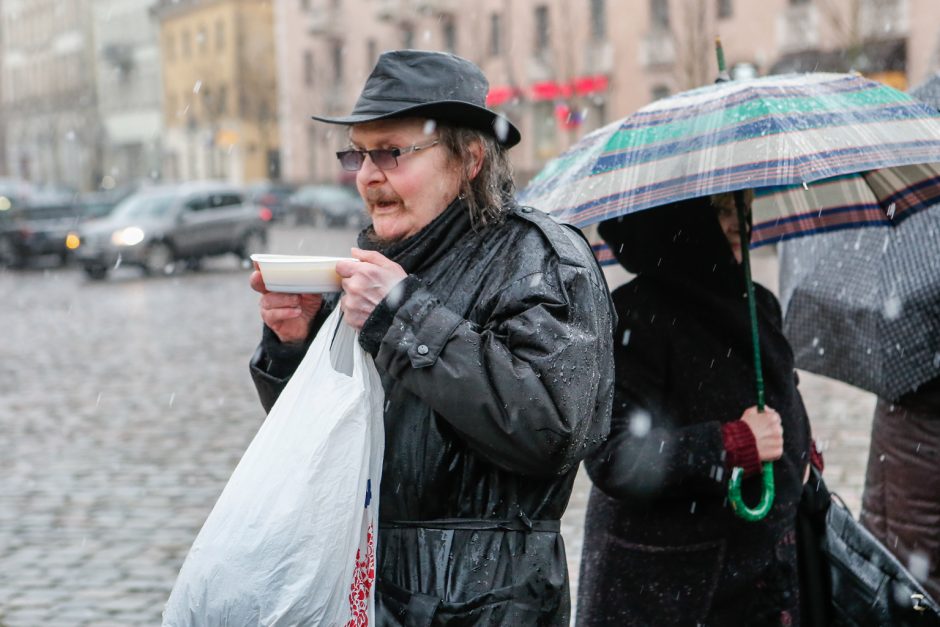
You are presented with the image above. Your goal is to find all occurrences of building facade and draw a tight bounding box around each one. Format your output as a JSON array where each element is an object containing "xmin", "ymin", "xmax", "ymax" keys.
[
  {"xmin": 92, "ymin": 0, "xmax": 164, "ymax": 187},
  {"xmin": 155, "ymin": 0, "xmax": 279, "ymax": 184},
  {"xmin": 275, "ymin": 0, "xmax": 939, "ymax": 188},
  {"xmin": 0, "ymin": 0, "xmax": 102, "ymax": 190}
]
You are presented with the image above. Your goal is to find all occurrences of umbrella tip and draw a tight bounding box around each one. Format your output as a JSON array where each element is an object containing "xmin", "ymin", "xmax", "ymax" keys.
[{"xmin": 715, "ymin": 36, "xmax": 731, "ymax": 83}]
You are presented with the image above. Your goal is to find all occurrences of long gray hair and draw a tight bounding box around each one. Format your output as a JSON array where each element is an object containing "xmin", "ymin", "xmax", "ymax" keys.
[{"xmin": 438, "ymin": 124, "xmax": 516, "ymax": 228}]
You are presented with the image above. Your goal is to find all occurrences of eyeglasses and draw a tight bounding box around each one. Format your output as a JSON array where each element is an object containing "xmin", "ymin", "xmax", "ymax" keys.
[{"xmin": 336, "ymin": 139, "xmax": 440, "ymax": 172}]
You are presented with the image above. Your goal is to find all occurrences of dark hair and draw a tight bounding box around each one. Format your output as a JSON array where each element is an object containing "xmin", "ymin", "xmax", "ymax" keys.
[{"xmin": 438, "ymin": 124, "xmax": 515, "ymax": 228}]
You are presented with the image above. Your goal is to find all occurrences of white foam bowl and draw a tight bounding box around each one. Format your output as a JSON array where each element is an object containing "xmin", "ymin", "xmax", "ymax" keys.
[{"xmin": 251, "ymin": 254, "xmax": 355, "ymax": 293}]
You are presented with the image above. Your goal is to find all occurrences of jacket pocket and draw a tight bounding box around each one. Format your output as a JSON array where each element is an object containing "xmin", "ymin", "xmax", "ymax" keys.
[{"xmin": 602, "ymin": 536, "xmax": 725, "ymax": 625}]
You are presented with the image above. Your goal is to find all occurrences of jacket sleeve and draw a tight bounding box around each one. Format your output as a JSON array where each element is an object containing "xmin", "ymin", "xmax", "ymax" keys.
[
  {"xmin": 365, "ymin": 257, "xmax": 614, "ymax": 477},
  {"xmin": 585, "ymin": 296, "xmax": 730, "ymax": 500},
  {"xmin": 249, "ymin": 295, "xmax": 338, "ymax": 413}
]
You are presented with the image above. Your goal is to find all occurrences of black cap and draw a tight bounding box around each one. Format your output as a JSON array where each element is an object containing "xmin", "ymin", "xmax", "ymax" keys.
[{"xmin": 311, "ymin": 49, "xmax": 521, "ymax": 148}]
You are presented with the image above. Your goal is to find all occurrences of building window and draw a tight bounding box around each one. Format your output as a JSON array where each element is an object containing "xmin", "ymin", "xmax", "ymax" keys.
[
  {"xmin": 402, "ymin": 23, "xmax": 415, "ymax": 49},
  {"xmin": 367, "ymin": 39, "xmax": 377, "ymax": 69},
  {"xmin": 300, "ymin": 0, "xmax": 311, "ymax": 9},
  {"xmin": 442, "ymin": 17, "xmax": 456, "ymax": 53},
  {"xmin": 216, "ymin": 19, "xmax": 225, "ymax": 51},
  {"xmin": 587, "ymin": 96, "xmax": 607, "ymax": 132},
  {"xmin": 216, "ymin": 84, "xmax": 227, "ymax": 115},
  {"xmin": 182, "ymin": 29, "xmax": 191, "ymax": 58},
  {"xmin": 652, "ymin": 84, "xmax": 671, "ymax": 100},
  {"xmin": 197, "ymin": 25, "xmax": 207, "ymax": 53},
  {"xmin": 789, "ymin": 0, "xmax": 810, "ymax": 4},
  {"xmin": 304, "ymin": 50, "xmax": 315, "ymax": 87},
  {"xmin": 307, "ymin": 125, "xmax": 318, "ymax": 180},
  {"xmin": 534, "ymin": 5, "xmax": 549, "ymax": 55},
  {"xmin": 331, "ymin": 40, "xmax": 344, "ymax": 82},
  {"xmin": 590, "ymin": 0, "xmax": 606, "ymax": 40},
  {"xmin": 533, "ymin": 101, "xmax": 557, "ymax": 160},
  {"xmin": 489, "ymin": 13, "xmax": 502, "ymax": 57},
  {"xmin": 165, "ymin": 34, "xmax": 175, "ymax": 62},
  {"xmin": 651, "ymin": 0, "xmax": 670, "ymax": 29},
  {"xmin": 717, "ymin": 0, "xmax": 732, "ymax": 18}
]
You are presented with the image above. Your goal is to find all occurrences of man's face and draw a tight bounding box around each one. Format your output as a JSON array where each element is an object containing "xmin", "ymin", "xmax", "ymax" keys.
[{"xmin": 349, "ymin": 118, "xmax": 461, "ymax": 243}]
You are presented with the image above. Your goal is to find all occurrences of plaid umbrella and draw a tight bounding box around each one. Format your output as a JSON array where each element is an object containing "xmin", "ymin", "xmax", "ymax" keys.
[
  {"xmin": 779, "ymin": 204, "xmax": 940, "ymax": 401},
  {"xmin": 519, "ymin": 73, "xmax": 940, "ymax": 242}
]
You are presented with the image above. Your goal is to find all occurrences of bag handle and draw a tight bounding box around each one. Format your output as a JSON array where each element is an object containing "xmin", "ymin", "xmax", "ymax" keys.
[{"xmin": 329, "ymin": 311, "xmax": 358, "ymax": 377}]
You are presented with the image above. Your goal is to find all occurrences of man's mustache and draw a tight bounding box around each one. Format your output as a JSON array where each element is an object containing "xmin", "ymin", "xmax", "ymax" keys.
[{"xmin": 364, "ymin": 189, "xmax": 402, "ymax": 204}]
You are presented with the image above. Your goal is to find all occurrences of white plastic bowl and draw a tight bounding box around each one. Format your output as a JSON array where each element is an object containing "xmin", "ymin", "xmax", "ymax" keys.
[{"xmin": 250, "ymin": 254, "xmax": 355, "ymax": 293}]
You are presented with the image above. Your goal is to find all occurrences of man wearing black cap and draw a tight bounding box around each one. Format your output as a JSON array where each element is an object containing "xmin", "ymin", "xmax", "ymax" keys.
[{"xmin": 249, "ymin": 50, "xmax": 614, "ymax": 625}]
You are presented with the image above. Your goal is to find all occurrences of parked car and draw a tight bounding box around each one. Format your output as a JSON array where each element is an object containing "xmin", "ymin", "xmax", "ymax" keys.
[
  {"xmin": 0, "ymin": 201, "xmax": 82, "ymax": 267},
  {"xmin": 73, "ymin": 181, "xmax": 269, "ymax": 280},
  {"xmin": 0, "ymin": 178, "xmax": 36, "ymax": 210},
  {"xmin": 287, "ymin": 184, "xmax": 369, "ymax": 228},
  {"xmin": 246, "ymin": 181, "xmax": 297, "ymax": 222}
]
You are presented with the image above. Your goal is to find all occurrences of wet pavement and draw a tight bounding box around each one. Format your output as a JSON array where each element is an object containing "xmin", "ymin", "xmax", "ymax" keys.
[{"xmin": 0, "ymin": 229, "xmax": 875, "ymax": 626}]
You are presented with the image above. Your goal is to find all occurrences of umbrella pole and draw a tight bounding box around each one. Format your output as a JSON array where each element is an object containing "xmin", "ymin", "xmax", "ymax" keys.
[{"xmin": 728, "ymin": 189, "xmax": 775, "ymax": 521}]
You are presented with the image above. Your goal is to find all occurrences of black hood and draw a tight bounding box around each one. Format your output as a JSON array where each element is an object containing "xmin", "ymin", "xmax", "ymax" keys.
[{"xmin": 598, "ymin": 195, "xmax": 749, "ymax": 292}]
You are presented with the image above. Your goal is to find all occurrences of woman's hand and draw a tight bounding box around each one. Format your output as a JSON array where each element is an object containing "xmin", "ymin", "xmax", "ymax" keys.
[
  {"xmin": 250, "ymin": 265, "xmax": 323, "ymax": 343},
  {"xmin": 740, "ymin": 406, "xmax": 784, "ymax": 462}
]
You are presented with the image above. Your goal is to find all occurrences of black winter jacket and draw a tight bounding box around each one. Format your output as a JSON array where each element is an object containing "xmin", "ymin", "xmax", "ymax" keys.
[
  {"xmin": 577, "ymin": 198, "xmax": 813, "ymax": 627},
  {"xmin": 251, "ymin": 199, "xmax": 615, "ymax": 626}
]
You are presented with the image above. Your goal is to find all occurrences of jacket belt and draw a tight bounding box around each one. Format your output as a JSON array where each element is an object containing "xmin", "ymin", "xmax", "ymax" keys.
[{"xmin": 381, "ymin": 515, "xmax": 560, "ymax": 533}]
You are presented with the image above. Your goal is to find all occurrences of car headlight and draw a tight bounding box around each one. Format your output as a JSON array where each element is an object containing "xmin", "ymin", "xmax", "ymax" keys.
[
  {"xmin": 111, "ymin": 226, "xmax": 145, "ymax": 246},
  {"xmin": 65, "ymin": 232, "xmax": 81, "ymax": 250}
]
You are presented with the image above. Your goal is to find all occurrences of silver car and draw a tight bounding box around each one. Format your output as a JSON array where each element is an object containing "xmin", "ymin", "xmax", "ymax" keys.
[{"xmin": 74, "ymin": 181, "xmax": 269, "ymax": 280}]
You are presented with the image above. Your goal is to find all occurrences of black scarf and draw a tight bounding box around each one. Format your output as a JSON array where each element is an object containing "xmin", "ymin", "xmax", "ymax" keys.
[{"xmin": 357, "ymin": 197, "xmax": 474, "ymax": 274}]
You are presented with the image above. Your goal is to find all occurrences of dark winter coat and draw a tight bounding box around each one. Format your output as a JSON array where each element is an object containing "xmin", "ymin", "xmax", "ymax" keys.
[
  {"xmin": 861, "ymin": 382, "xmax": 940, "ymax": 601},
  {"xmin": 251, "ymin": 199, "xmax": 615, "ymax": 626},
  {"xmin": 576, "ymin": 198, "xmax": 813, "ymax": 627}
]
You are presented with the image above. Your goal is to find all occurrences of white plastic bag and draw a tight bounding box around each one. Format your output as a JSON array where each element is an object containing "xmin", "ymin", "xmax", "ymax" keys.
[{"xmin": 164, "ymin": 309, "xmax": 385, "ymax": 626}]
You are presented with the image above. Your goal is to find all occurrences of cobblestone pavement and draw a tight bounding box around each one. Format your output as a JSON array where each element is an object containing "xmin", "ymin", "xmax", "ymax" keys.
[{"xmin": 0, "ymin": 231, "xmax": 875, "ymax": 626}]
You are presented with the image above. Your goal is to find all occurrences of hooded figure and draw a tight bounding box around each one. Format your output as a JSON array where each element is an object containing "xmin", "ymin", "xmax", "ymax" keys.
[
  {"xmin": 249, "ymin": 50, "xmax": 615, "ymax": 625},
  {"xmin": 576, "ymin": 196, "xmax": 817, "ymax": 626}
]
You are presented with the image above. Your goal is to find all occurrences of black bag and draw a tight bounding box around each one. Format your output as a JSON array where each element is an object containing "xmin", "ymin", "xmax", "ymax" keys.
[{"xmin": 798, "ymin": 468, "xmax": 940, "ymax": 626}]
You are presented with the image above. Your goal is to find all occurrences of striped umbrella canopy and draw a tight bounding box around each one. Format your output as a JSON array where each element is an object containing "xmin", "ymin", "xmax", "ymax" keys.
[
  {"xmin": 523, "ymin": 71, "xmax": 940, "ymax": 522},
  {"xmin": 519, "ymin": 72, "xmax": 940, "ymax": 247}
]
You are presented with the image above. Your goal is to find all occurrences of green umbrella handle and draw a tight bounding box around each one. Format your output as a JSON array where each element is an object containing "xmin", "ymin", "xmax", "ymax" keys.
[
  {"xmin": 727, "ymin": 189, "xmax": 774, "ymax": 521},
  {"xmin": 728, "ymin": 462, "xmax": 775, "ymax": 521}
]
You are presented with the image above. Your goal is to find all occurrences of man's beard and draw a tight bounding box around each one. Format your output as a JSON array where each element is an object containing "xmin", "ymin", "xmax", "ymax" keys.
[{"xmin": 364, "ymin": 228, "xmax": 400, "ymax": 247}]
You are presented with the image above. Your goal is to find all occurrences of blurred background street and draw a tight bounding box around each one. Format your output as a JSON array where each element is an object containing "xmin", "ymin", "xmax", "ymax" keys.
[{"xmin": 0, "ymin": 224, "xmax": 875, "ymax": 626}]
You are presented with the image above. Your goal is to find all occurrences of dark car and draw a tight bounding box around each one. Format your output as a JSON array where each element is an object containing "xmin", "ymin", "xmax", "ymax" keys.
[
  {"xmin": 0, "ymin": 179, "xmax": 35, "ymax": 265},
  {"xmin": 287, "ymin": 184, "xmax": 369, "ymax": 228},
  {"xmin": 246, "ymin": 181, "xmax": 297, "ymax": 222},
  {"xmin": 73, "ymin": 181, "xmax": 269, "ymax": 280},
  {"xmin": 0, "ymin": 201, "xmax": 82, "ymax": 267}
]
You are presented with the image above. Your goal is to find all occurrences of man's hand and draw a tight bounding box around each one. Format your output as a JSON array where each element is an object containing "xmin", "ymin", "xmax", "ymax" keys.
[
  {"xmin": 740, "ymin": 405, "xmax": 784, "ymax": 462},
  {"xmin": 250, "ymin": 263, "xmax": 323, "ymax": 343},
  {"xmin": 336, "ymin": 248, "xmax": 407, "ymax": 330}
]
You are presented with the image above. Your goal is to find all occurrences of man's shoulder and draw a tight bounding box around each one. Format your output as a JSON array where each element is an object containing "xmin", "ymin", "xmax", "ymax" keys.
[{"xmin": 505, "ymin": 205, "xmax": 594, "ymax": 269}]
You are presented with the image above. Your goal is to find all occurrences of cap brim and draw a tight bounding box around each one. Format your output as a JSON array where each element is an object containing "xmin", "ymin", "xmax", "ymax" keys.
[{"xmin": 311, "ymin": 100, "xmax": 521, "ymax": 148}]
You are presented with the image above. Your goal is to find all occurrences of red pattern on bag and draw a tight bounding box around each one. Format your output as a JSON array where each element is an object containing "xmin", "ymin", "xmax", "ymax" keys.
[{"xmin": 346, "ymin": 521, "xmax": 375, "ymax": 627}]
